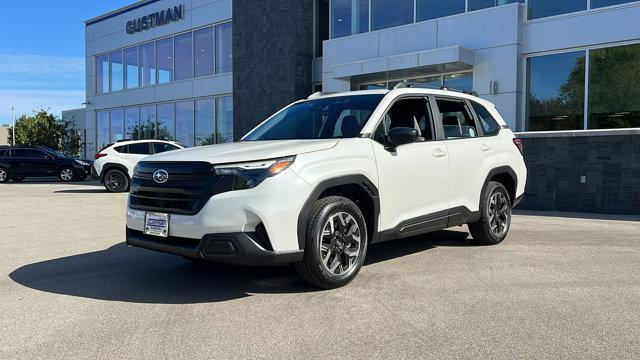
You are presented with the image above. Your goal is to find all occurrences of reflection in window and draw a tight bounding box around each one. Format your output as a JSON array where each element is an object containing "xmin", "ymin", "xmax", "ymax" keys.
[
  {"xmin": 194, "ymin": 27, "xmax": 214, "ymax": 77},
  {"xmin": 124, "ymin": 47, "xmax": 139, "ymax": 89},
  {"xmin": 96, "ymin": 111, "xmax": 110, "ymax": 149},
  {"xmin": 125, "ymin": 107, "xmax": 140, "ymax": 140},
  {"xmin": 140, "ymin": 42, "xmax": 155, "ymax": 86},
  {"xmin": 156, "ymin": 38, "xmax": 173, "ymax": 84},
  {"xmin": 174, "ymin": 32, "xmax": 193, "ymax": 81},
  {"xmin": 110, "ymin": 109, "xmax": 124, "ymax": 142},
  {"xmin": 195, "ymin": 98, "xmax": 215, "ymax": 145},
  {"xmin": 469, "ymin": 0, "xmax": 523, "ymax": 11},
  {"xmin": 157, "ymin": 103, "xmax": 175, "ymax": 140},
  {"xmin": 139, "ymin": 105, "xmax": 156, "ymax": 139},
  {"xmin": 215, "ymin": 22, "xmax": 233, "ymax": 74},
  {"xmin": 588, "ymin": 44, "xmax": 640, "ymax": 129},
  {"xmin": 217, "ymin": 96, "xmax": 233, "ymax": 143},
  {"xmin": 96, "ymin": 54, "xmax": 109, "ymax": 94},
  {"xmin": 417, "ymin": 0, "xmax": 465, "ymax": 21},
  {"xmin": 527, "ymin": 51, "xmax": 585, "ymax": 131},
  {"xmin": 527, "ymin": 0, "xmax": 585, "ymax": 19},
  {"xmin": 176, "ymin": 101, "xmax": 195, "ymax": 146},
  {"xmin": 371, "ymin": 0, "xmax": 414, "ymax": 31},
  {"xmin": 330, "ymin": 0, "xmax": 369, "ymax": 38},
  {"xmin": 591, "ymin": 0, "xmax": 635, "ymax": 8},
  {"xmin": 109, "ymin": 50, "xmax": 123, "ymax": 91},
  {"xmin": 444, "ymin": 72, "xmax": 473, "ymax": 92}
]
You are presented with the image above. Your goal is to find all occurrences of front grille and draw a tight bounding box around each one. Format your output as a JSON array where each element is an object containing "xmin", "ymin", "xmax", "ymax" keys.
[{"xmin": 129, "ymin": 161, "xmax": 235, "ymax": 215}]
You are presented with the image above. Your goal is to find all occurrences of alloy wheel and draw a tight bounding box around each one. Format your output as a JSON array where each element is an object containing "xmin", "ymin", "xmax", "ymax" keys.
[
  {"xmin": 488, "ymin": 191, "xmax": 510, "ymax": 237},
  {"xmin": 0, "ymin": 169, "xmax": 7, "ymax": 182},
  {"xmin": 319, "ymin": 211, "xmax": 362, "ymax": 276},
  {"xmin": 60, "ymin": 168, "xmax": 74, "ymax": 181},
  {"xmin": 105, "ymin": 171, "xmax": 126, "ymax": 191}
]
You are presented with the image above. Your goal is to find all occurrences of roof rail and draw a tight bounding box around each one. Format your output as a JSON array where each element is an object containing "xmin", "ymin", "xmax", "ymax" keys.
[
  {"xmin": 393, "ymin": 81, "xmax": 479, "ymax": 97},
  {"xmin": 307, "ymin": 91, "xmax": 339, "ymax": 99}
]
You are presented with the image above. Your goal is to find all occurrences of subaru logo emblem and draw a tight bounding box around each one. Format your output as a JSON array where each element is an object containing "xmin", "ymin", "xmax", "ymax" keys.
[{"xmin": 153, "ymin": 169, "xmax": 169, "ymax": 184}]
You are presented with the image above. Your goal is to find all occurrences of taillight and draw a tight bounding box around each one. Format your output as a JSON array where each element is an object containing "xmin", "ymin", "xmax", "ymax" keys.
[
  {"xmin": 95, "ymin": 153, "xmax": 108, "ymax": 159},
  {"xmin": 513, "ymin": 138, "xmax": 524, "ymax": 155}
]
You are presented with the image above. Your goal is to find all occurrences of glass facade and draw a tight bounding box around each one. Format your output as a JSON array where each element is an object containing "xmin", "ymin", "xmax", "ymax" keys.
[
  {"xmin": 417, "ymin": 0, "xmax": 465, "ymax": 21},
  {"xmin": 123, "ymin": 46, "xmax": 139, "ymax": 89},
  {"xmin": 528, "ymin": 0, "xmax": 586, "ymax": 19},
  {"xmin": 371, "ymin": 0, "xmax": 413, "ymax": 31},
  {"xmin": 360, "ymin": 72, "xmax": 473, "ymax": 91},
  {"xmin": 527, "ymin": 51, "xmax": 585, "ymax": 131},
  {"xmin": 591, "ymin": 0, "xmax": 637, "ymax": 8},
  {"xmin": 331, "ymin": 0, "xmax": 527, "ymax": 38},
  {"xmin": 588, "ymin": 43, "xmax": 640, "ymax": 129},
  {"xmin": 95, "ymin": 22, "xmax": 232, "ymax": 94},
  {"xmin": 95, "ymin": 96, "xmax": 233, "ymax": 149}
]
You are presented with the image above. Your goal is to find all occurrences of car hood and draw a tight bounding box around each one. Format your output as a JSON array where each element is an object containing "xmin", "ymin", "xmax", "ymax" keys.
[{"xmin": 143, "ymin": 139, "xmax": 340, "ymax": 164}]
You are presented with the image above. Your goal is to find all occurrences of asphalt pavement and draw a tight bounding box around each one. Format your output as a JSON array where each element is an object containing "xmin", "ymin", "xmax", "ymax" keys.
[{"xmin": 1, "ymin": 180, "xmax": 639, "ymax": 359}]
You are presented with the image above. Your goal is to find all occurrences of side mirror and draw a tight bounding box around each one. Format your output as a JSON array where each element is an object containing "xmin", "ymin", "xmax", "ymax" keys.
[{"xmin": 385, "ymin": 127, "xmax": 418, "ymax": 151}]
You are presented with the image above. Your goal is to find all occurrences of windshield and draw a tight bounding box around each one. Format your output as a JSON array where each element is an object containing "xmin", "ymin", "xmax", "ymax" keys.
[{"xmin": 243, "ymin": 94, "xmax": 385, "ymax": 141}]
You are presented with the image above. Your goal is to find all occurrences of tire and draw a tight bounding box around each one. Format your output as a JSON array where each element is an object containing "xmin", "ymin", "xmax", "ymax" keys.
[
  {"xmin": 59, "ymin": 167, "xmax": 75, "ymax": 182},
  {"xmin": 11, "ymin": 176, "xmax": 26, "ymax": 183},
  {"xmin": 0, "ymin": 167, "xmax": 9, "ymax": 183},
  {"xmin": 469, "ymin": 181, "xmax": 512, "ymax": 245},
  {"xmin": 292, "ymin": 196, "xmax": 368, "ymax": 289},
  {"xmin": 103, "ymin": 168, "xmax": 130, "ymax": 192}
]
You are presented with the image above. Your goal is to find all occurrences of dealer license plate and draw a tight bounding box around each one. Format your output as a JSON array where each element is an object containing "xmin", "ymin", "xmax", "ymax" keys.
[{"xmin": 144, "ymin": 212, "xmax": 169, "ymax": 237}]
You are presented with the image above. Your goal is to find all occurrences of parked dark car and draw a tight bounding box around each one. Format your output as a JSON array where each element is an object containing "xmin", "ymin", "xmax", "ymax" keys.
[{"xmin": 0, "ymin": 146, "xmax": 93, "ymax": 183}]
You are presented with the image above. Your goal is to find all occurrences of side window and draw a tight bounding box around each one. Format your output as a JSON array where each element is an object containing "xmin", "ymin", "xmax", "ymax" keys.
[
  {"xmin": 153, "ymin": 142, "xmax": 179, "ymax": 154},
  {"xmin": 0, "ymin": 149, "xmax": 6, "ymax": 157},
  {"xmin": 128, "ymin": 143, "xmax": 151, "ymax": 155},
  {"xmin": 435, "ymin": 99, "xmax": 478, "ymax": 139},
  {"xmin": 30, "ymin": 150, "xmax": 50, "ymax": 159},
  {"xmin": 332, "ymin": 109, "xmax": 371, "ymax": 137},
  {"xmin": 471, "ymin": 101, "xmax": 500, "ymax": 136},
  {"xmin": 114, "ymin": 145, "xmax": 128, "ymax": 153},
  {"xmin": 373, "ymin": 98, "xmax": 434, "ymax": 144},
  {"xmin": 12, "ymin": 149, "xmax": 30, "ymax": 158}
]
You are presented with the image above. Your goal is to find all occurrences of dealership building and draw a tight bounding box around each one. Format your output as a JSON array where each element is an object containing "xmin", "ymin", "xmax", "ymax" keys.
[{"xmin": 65, "ymin": 0, "xmax": 640, "ymax": 213}]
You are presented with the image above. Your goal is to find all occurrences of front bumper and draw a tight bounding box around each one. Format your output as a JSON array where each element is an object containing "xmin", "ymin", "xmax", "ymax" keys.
[{"xmin": 126, "ymin": 228, "xmax": 303, "ymax": 265}]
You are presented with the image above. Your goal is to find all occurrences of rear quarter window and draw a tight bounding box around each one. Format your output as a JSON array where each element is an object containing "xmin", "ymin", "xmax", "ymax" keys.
[
  {"xmin": 471, "ymin": 101, "xmax": 500, "ymax": 136},
  {"xmin": 114, "ymin": 145, "xmax": 128, "ymax": 153}
]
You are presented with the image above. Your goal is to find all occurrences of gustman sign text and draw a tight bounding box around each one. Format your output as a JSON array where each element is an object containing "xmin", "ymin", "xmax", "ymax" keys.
[{"xmin": 126, "ymin": 5, "xmax": 184, "ymax": 34}]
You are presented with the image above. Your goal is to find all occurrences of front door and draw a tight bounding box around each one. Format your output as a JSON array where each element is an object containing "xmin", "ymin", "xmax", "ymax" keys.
[{"xmin": 371, "ymin": 97, "xmax": 450, "ymax": 236}]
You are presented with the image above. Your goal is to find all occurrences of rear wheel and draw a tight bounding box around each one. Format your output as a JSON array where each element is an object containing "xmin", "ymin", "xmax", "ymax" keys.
[
  {"xmin": 469, "ymin": 181, "xmax": 512, "ymax": 245},
  {"xmin": 59, "ymin": 167, "xmax": 75, "ymax": 182},
  {"xmin": 0, "ymin": 167, "xmax": 9, "ymax": 183},
  {"xmin": 103, "ymin": 169, "xmax": 129, "ymax": 192},
  {"xmin": 293, "ymin": 196, "xmax": 368, "ymax": 289}
]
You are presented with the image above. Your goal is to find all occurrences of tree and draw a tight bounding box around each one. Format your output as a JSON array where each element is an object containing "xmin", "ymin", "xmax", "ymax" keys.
[{"xmin": 7, "ymin": 109, "xmax": 81, "ymax": 157}]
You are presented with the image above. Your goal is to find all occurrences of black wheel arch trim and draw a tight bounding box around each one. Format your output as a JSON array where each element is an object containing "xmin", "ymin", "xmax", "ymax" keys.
[
  {"xmin": 100, "ymin": 163, "xmax": 130, "ymax": 182},
  {"xmin": 296, "ymin": 174, "xmax": 380, "ymax": 251},
  {"xmin": 482, "ymin": 165, "xmax": 518, "ymax": 206}
]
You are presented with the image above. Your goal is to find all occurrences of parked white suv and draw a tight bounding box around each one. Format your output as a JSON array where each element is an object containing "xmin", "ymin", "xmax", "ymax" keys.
[
  {"xmin": 125, "ymin": 88, "xmax": 526, "ymax": 288},
  {"xmin": 94, "ymin": 139, "xmax": 185, "ymax": 192}
]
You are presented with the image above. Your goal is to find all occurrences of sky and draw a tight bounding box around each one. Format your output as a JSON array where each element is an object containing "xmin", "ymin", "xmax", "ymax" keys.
[{"xmin": 0, "ymin": 0, "xmax": 133, "ymax": 125}]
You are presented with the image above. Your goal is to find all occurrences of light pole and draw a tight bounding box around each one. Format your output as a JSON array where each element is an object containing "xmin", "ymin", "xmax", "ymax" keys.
[{"xmin": 11, "ymin": 107, "xmax": 15, "ymax": 146}]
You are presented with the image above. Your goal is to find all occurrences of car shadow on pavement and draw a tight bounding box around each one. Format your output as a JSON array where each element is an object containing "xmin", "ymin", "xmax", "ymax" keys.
[
  {"xmin": 54, "ymin": 189, "xmax": 109, "ymax": 194},
  {"xmin": 9, "ymin": 229, "xmax": 473, "ymax": 304}
]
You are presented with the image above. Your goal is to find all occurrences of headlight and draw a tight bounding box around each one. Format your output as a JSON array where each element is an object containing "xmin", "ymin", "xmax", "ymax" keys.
[
  {"xmin": 214, "ymin": 156, "xmax": 295, "ymax": 189},
  {"xmin": 75, "ymin": 160, "xmax": 89, "ymax": 166}
]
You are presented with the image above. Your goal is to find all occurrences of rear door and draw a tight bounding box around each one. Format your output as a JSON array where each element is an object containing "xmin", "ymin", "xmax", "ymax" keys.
[
  {"xmin": 9, "ymin": 149, "xmax": 33, "ymax": 176},
  {"xmin": 432, "ymin": 97, "xmax": 498, "ymax": 214},
  {"xmin": 123, "ymin": 142, "xmax": 152, "ymax": 176}
]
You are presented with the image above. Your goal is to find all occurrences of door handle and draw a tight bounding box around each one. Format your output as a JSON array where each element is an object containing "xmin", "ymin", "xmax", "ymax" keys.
[
  {"xmin": 432, "ymin": 149, "xmax": 447, "ymax": 158},
  {"xmin": 481, "ymin": 143, "xmax": 492, "ymax": 151}
]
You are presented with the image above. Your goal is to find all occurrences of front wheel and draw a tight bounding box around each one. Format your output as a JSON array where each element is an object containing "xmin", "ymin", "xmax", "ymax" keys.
[
  {"xmin": 292, "ymin": 196, "xmax": 368, "ymax": 289},
  {"xmin": 59, "ymin": 167, "xmax": 75, "ymax": 182},
  {"xmin": 103, "ymin": 169, "xmax": 129, "ymax": 192},
  {"xmin": 468, "ymin": 181, "xmax": 512, "ymax": 245}
]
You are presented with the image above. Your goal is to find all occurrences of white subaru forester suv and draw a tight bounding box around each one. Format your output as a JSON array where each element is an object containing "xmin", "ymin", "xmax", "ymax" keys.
[{"xmin": 126, "ymin": 87, "xmax": 526, "ymax": 289}]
